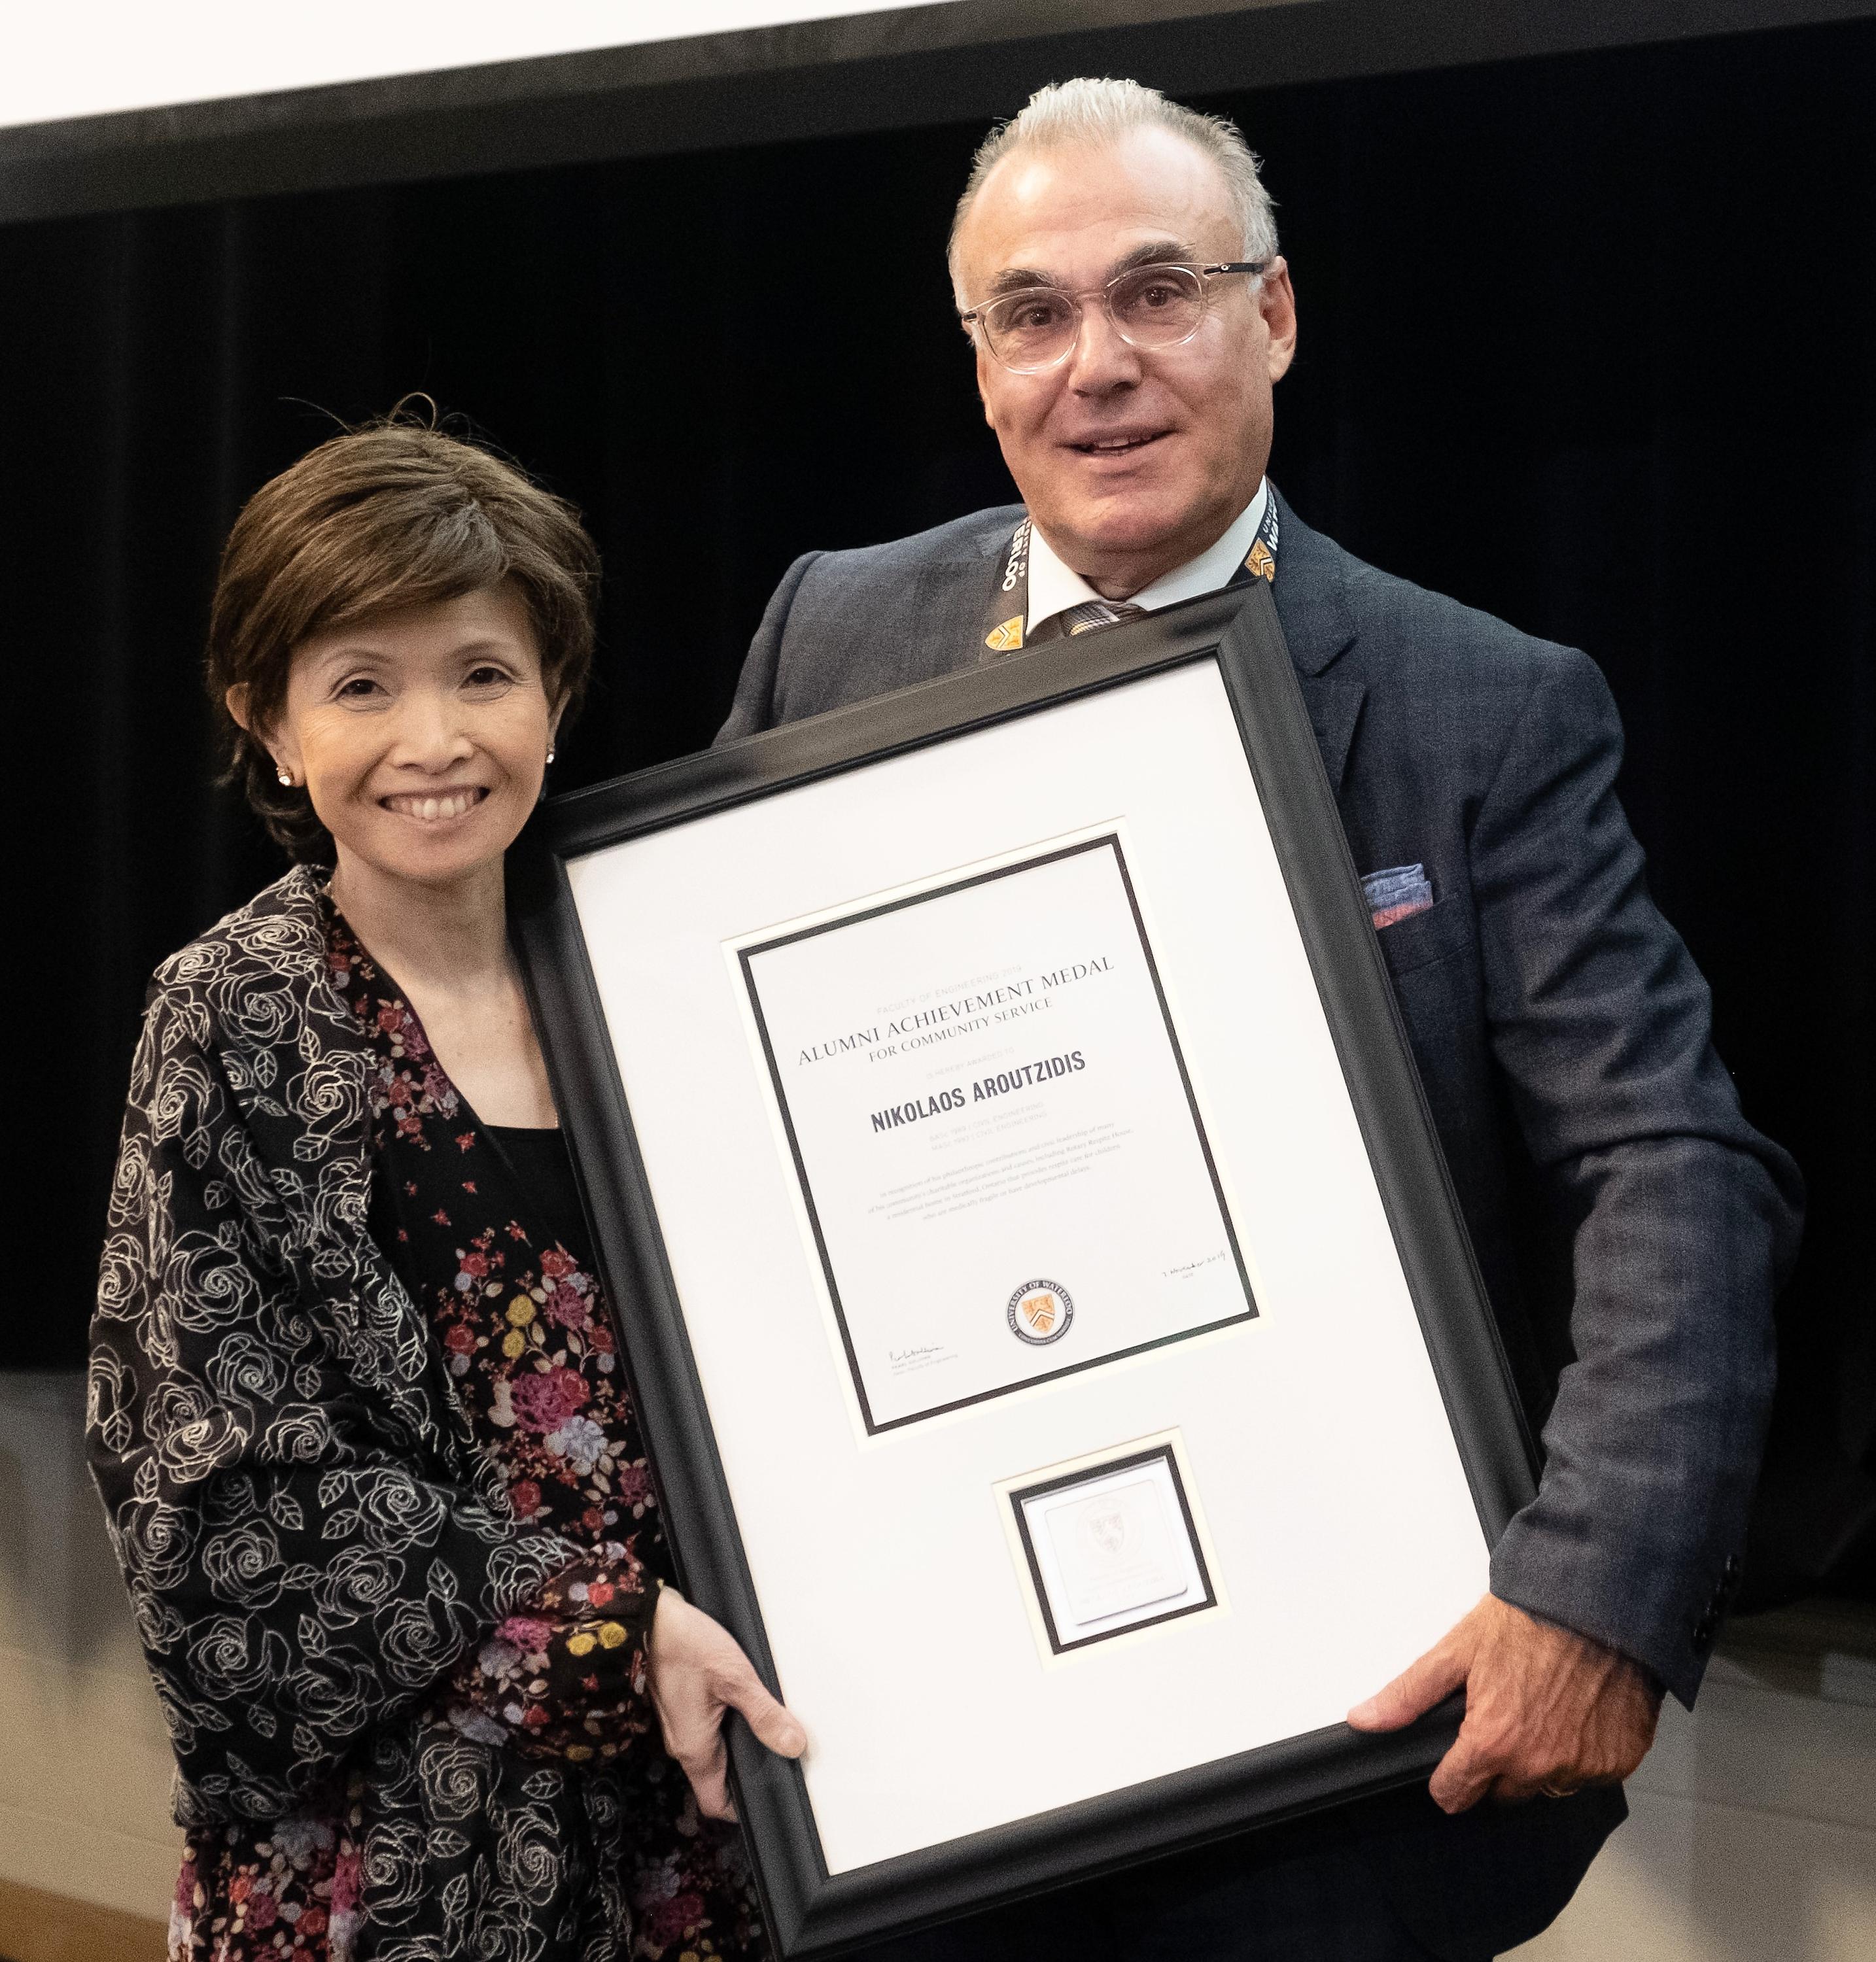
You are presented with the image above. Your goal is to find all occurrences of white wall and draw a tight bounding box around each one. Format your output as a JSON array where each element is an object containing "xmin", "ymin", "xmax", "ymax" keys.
[
  {"xmin": 0, "ymin": 1371, "xmax": 179, "ymax": 1925},
  {"xmin": 4, "ymin": 1364, "xmax": 1874, "ymax": 1946}
]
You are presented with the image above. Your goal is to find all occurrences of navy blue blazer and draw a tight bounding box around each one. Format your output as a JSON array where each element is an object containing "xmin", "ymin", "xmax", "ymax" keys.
[
  {"xmin": 717, "ymin": 488, "xmax": 1802, "ymax": 1957},
  {"xmin": 720, "ymin": 485, "xmax": 1801, "ymax": 1703}
]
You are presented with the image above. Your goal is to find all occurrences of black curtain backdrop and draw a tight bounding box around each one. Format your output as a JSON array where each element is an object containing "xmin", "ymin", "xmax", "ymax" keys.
[{"xmin": 4, "ymin": 20, "xmax": 1870, "ymax": 1600}]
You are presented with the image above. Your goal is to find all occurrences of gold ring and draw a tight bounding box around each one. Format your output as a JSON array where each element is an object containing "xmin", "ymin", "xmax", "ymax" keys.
[{"xmin": 1539, "ymin": 1781, "xmax": 1576, "ymax": 1799}]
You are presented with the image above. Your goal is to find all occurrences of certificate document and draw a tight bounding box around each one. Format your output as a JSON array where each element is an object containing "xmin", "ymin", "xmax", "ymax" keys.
[{"xmin": 735, "ymin": 833, "xmax": 1255, "ymax": 1430}]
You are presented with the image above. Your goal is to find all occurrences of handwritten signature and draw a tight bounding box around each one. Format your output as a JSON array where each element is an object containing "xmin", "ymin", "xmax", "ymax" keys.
[{"xmin": 1162, "ymin": 1251, "xmax": 1229, "ymax": 1279}]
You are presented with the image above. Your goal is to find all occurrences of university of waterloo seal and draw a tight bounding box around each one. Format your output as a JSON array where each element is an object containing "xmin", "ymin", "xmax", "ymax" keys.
[{"xmin": 1007, "ymin": 1279, "xmax": 1074, "ymax": 1345}]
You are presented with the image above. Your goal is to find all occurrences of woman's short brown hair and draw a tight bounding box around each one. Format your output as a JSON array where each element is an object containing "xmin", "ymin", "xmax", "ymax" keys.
[{"xmin": 208, "ymin": 408, "xmax": 600, "ymax": 862}]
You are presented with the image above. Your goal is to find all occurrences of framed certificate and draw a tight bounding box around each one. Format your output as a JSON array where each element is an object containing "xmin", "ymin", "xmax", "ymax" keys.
[
  {"xmin": 512, "ymin": 583, "xmax": 1534, "ymax": 1957},
  {"xmin": 733, "ymin": 828, "xmax": 1257, "ymax": 1434}
]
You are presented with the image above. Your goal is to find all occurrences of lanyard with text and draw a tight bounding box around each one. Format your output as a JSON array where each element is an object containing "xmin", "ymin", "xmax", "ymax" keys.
[{"xmin": 982, "ymin": 491, "xmax": 1280, "ymax": 658}]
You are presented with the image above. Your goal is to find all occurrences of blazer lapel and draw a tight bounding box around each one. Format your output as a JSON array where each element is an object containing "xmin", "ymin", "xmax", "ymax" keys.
[
  {"xmin": 958, "ymin": 513, "xmax": 1022, "ymax": 673},
  {"xmin": 1270, "ymin": 488, "xmax": 1364, "ymax": 792},
  {"xmin": 1296, "ymin": 673, "xmax": 1366, "ymax": 793},
  {"xmin": 895, "ymin": 514, "xmax": 1026, "ymax": 685}
]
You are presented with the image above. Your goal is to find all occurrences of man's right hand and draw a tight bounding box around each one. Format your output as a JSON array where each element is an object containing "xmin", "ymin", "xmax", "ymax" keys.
[{"xmin": 647, "ymin": 1585, "xmax": 808, "ymax": 1820}]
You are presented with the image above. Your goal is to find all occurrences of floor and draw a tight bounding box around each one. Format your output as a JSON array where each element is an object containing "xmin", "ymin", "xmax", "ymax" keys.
[{"xmin": 5, "ymin": 1368, "xmax": 1872, "ymax": 1957}]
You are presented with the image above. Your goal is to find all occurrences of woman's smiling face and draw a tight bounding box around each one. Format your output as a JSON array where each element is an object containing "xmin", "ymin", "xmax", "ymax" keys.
[{"xmin": 261, "ymin": 582, "xmax": 558, "ymax": 889}]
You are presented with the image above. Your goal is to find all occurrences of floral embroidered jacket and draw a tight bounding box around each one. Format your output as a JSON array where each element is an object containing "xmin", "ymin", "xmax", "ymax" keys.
[{"xmin": 88, "ymin": 866, "xmax": 697, "ymax": 1957}]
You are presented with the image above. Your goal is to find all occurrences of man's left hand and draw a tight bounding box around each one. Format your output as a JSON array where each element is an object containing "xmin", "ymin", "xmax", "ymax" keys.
[{"xmin": 1346, "ymin": 1594, "xmax": 1662, "ymax": 1813}]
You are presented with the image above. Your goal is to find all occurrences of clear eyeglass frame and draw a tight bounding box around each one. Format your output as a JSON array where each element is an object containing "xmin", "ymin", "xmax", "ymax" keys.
[{"xmin": 960, "ymin": 261, "xmax": 1268, "ymax": 374}]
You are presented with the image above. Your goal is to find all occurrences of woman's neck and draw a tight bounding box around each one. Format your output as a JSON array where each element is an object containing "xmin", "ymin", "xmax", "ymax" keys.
[{"xmin": 327, "ymin": 848, "xmax": 512, "ymax": 997}]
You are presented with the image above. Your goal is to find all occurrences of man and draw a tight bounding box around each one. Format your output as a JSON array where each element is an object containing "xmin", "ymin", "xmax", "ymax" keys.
[{"xmin": 718, "ymin": 79, "xmax": 1800, "ymax": 1961}]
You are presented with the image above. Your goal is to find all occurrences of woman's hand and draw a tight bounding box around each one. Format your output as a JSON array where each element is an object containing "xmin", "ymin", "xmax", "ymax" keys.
[{"xmin": 648, "ymin": 1586, "xmax": 808, "ymax": 1821}]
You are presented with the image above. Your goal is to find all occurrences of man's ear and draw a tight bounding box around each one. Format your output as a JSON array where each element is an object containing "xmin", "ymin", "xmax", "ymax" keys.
[
  {"xmin": 1260, "ymin": 258, "xmax": 1298, "ymax": 385},
  {"xmin": 975, "ymin": 343, "xmax": 999, "ymax": 432}
]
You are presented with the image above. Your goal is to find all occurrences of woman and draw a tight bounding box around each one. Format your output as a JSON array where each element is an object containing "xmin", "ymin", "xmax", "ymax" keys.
[{"xmin": 90, "ymin": 415, "xmax": 805, "ymax": 1961}]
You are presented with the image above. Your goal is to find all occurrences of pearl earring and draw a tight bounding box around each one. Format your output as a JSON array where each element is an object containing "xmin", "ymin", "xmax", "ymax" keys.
[
  {"xmin": 546, "ymin": 747, "xmax": 557, "ymax": 766},
  {"xmin": 277, "ymin": 768, "xmax": 294, "ymax": 788}
]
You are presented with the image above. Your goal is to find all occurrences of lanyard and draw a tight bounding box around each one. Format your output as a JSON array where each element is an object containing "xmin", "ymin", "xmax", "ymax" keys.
[{"xmin": 983, "ymin": 491, "xmax": 1280, "ymax": 657}]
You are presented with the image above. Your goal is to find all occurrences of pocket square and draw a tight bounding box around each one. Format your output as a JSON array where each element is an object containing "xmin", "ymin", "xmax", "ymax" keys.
[{"xmin": 1362, "ymin": 863, "xmax": 1433, "ymax": 929}]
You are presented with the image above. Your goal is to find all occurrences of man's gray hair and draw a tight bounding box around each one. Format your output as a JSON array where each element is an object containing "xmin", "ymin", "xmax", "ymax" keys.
[{"xmin": 948, "ymin": 77, "xmax": 1278, "ymax": 301}]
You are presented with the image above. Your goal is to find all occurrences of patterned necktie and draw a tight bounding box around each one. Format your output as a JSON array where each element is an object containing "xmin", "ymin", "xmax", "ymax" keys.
[{"xmin": 1058, "ymin": 598, "xmax": 1147, "ymax": 636}]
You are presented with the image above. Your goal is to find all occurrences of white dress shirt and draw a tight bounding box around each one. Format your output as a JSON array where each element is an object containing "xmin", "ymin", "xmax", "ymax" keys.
[{"xmin": 1024, "ymin": 478, "xmax": 1271, "ymax": 638}]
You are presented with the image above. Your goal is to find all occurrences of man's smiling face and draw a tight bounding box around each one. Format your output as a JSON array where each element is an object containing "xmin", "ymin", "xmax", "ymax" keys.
[{"xmin": 954, "ymin": 124, "xmax": 1296, "ymax": 598}]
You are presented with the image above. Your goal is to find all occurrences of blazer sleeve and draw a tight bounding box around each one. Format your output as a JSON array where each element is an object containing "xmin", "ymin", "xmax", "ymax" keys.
[
  {"xmin": 89, "ymin": 987, "xmax": 598, "ymax": 1823},
  {"xmin": 714, "ymin": 549, "xmax": 822, "ymax": 743},
  {"xmin": 1471, "ymin": 649, "xmax": 1803, "ymax": 1704}
]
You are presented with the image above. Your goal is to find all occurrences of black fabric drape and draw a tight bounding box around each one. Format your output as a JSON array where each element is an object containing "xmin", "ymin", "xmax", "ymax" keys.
[{"xmin": 3, "ymin": 20, "xmax": 1869, "ymax": 1597}]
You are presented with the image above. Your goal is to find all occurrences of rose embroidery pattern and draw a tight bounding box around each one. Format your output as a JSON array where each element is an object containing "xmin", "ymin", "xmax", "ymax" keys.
[{"xmin": 96, "ymin": 870, "xmax": 765, "ymax": 1962}]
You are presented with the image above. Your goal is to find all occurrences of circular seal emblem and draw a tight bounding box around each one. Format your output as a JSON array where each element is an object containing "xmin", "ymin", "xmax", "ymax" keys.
[{"xmin": 1007, "ymin": 1279, "xmax": 1074, "ymax": 1346}]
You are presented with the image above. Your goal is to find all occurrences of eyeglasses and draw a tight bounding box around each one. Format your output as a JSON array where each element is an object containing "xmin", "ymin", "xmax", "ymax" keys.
[{"xmin": 961, "ymin": 261, "xmax": 1267, "ymax": 374}]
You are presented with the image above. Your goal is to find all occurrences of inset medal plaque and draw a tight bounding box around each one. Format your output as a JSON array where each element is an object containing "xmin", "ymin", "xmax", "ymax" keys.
[
  {"xmin": 1005, "ymin": 1438, "xmax": 1217, "ymax": 1655},
  {"xmin": 515, "ymin": 583, "xmax": 1535, "ymax": 1956}
]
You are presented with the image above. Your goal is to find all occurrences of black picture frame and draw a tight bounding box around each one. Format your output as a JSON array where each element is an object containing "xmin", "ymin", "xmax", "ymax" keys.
[{"xmin": 510, "ymin": 580, "xmax": 1535, "ymax": 1959}]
